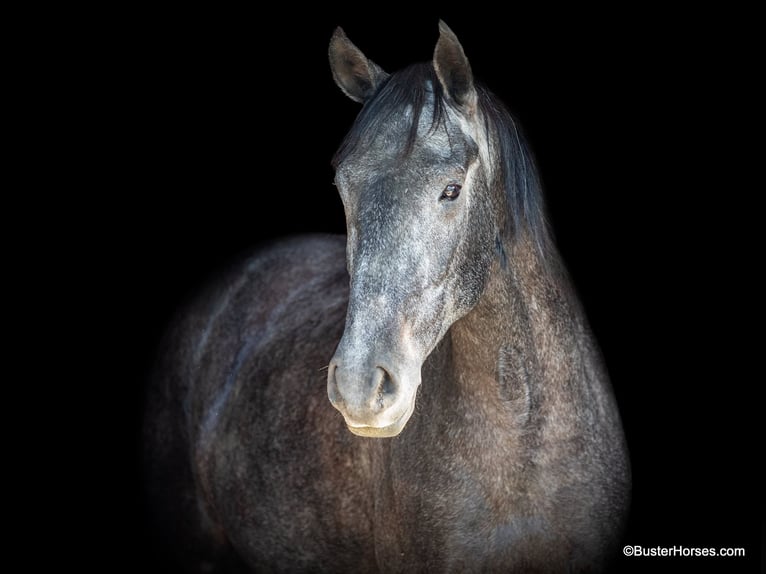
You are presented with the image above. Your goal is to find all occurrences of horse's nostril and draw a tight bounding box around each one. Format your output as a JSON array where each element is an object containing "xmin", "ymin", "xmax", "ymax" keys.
[
  {"xmin": 374, "ymin": 366, "xmax": 397, "ymax": 410},
  {"xmin": 379, "ymin": 367, "xmax": 395, "ymax": 394},
  {"xmin": 329, "ymin": 360, "xmax": 402, "ymax": 419},
  {"xmin": 327, "ymin": 362, "xmax": 343, "ymax": 407}
]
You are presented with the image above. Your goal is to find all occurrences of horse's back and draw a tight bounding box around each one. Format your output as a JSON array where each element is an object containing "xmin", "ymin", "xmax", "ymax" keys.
[{"xmin": 145, "ymin": 234, "xmax": 375, "ymax": 571}]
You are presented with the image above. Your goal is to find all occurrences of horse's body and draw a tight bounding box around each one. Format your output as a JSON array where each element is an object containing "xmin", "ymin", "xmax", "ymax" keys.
[{"xmin": 145, "ymin": 23, "xmax": 630, "ymax": 573}]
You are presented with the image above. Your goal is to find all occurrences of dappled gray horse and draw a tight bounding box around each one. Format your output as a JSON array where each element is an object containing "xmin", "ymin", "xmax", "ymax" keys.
[{"xmin": 145, "ymin": 22, "xmax": 630, "ymax": 573}]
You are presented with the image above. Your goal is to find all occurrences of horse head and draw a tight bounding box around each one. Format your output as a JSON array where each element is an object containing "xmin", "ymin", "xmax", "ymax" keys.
[{"xmin": 327, "ymin": 22, "xmax": 502, "ymax": 437}]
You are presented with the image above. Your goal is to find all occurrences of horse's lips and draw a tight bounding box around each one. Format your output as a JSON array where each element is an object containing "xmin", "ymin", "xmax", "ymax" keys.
[
  {"xmin": 344, "ymin": 400, "xmax": 415, "ymax": 438},
  {"xmin": 346, "ymin": 419, "xmax": 405, "ymax": 438}
]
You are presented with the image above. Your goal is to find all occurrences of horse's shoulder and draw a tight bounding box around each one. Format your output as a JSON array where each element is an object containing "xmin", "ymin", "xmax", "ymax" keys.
[
  {"xmin": 239, "ymin": 233, "xmax": 349, "ymax": 303},
  {"xmin": 245, "ymin": 233, "xmax": 347, "ymax": 276},
  {"xmin": 163, "ymin": 234, "xmax": 347, "ymax": 358},
  {"xmin": 191, "ymin": 233, "xmax": 346, "ymax": 303}
]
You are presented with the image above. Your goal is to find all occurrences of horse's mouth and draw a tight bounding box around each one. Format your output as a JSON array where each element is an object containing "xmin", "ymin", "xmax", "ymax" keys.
[
  {"xmin": 344, "ymin": 400, "xmax": 415, "ymax": 438},
  {"xmin": 346, "ymin": 420, "xmax": 405, "ymax": 438}
]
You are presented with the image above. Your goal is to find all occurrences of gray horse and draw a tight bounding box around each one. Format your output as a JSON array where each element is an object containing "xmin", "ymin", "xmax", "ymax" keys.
[{"xmin": 145, "ymin": 21, "xmax": 630, "ymax": 572}]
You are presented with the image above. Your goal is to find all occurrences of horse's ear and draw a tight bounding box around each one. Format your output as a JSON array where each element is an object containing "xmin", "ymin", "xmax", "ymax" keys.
[
  {"xmin": 433, "ymin": 20, "xmax": 477, "ymax": 113},
  {"xmin": 329, "ymin": 27, "xmax": 389, "ymax": 104}
]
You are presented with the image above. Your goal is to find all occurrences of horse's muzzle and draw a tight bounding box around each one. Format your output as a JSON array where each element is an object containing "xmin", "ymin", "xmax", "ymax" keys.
[{"xmin": 327, "ymin": 361, "xmax": 417, "ymax": 438}]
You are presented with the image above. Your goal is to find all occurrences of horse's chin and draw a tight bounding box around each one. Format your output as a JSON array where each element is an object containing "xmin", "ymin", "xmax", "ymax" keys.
[
  {"xmin": 346, "ymin": 420, "xmax": 405, "ymax": 438},
  {"xmin": 344, "ymin": 400, "xmax": 415, "ymax": 438}
]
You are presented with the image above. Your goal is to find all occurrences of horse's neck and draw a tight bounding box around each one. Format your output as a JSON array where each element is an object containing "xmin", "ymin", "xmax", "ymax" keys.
[
  {"xmin": 433, "ymin": 233, "xmax": 577, "ymax": 432},
  {"xmin": 452, "ymin": 234, "xmax": 559, "ymax": 371},
  {"xmin": 380, "ymin": 236, "xmax": 574, "ymax": 505}
]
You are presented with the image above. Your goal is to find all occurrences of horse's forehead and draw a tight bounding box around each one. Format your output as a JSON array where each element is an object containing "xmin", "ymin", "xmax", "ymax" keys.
[
  {"xmin": 341, "ymin": 146, "xmax": 466, "ymax": 194},
  {"xmin": 340, "ymin": 110, "xmax": 473, "ymax": 183}
]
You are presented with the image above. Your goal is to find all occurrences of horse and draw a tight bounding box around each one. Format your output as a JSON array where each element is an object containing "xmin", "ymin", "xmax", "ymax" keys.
[{"xmin": 144, "ymin": 21, "xmax": 630, "ymax": 573}]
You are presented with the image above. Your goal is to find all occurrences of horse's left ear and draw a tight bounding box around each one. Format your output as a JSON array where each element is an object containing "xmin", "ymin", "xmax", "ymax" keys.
[{"xmin": 433, "ymin": 20, "xmax": 477, "ymax": 113}]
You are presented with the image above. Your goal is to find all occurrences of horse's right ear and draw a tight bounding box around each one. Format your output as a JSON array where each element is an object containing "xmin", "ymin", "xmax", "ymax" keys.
[{"xmin": 329, "ymin": 27, "xmax": 389, "ymax": 103}]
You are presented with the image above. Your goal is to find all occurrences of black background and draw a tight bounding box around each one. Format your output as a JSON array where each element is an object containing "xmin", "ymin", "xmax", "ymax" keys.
[{"xmin": 69, "ymin": 7, "xmax": 759, "ymax": 572}]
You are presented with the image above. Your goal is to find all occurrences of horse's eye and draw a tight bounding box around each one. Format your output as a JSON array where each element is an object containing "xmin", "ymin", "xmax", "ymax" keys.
[{"xmin": 440, "ymin": 183, "xmax": 462, "ymax": 201}]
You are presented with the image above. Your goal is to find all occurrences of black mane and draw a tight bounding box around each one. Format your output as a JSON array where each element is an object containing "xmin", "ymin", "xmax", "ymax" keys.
[{"xmin": 332, "ymin": 62, "xmax": 550, "ymax": 252}]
